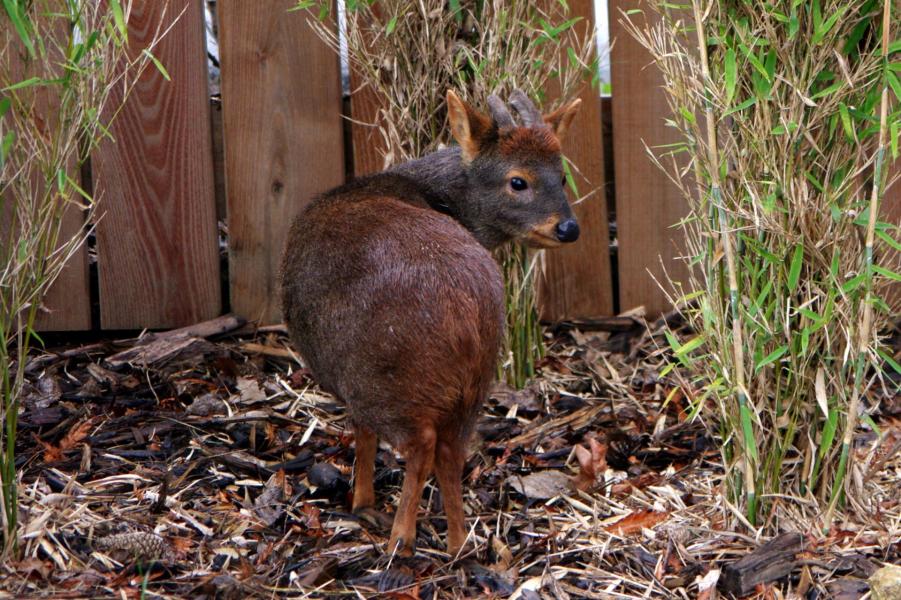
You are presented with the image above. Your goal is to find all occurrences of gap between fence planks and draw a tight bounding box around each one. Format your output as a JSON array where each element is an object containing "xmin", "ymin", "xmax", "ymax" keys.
[
  {"xmin": 609, "ymin": 0, "xmax": 691, "ymax": 318},
  {"xmin": 93, "ymin": 0, "xmax": 220, "ymax": 330},
  {"xmin": 219, "ymin": 0, "xmax": 345, "ymax": 325},
  {"xmin": 536, "ymin": 0, "xmax": 614, "ymax": 321}
]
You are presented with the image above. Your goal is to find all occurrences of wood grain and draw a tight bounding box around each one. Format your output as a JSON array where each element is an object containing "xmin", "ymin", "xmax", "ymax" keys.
[
  {"xmin": 609, "ymin": 0, "xmax": 690, "ymax": 317},
  {"xmin": 219, "ymin": 0, "xmax": 345, "ymax": 324},
  {"xmin": 93, "ymin": 0, "xmax": 220, "ymax": 329},
  {"xmin": 34, "ymin": 199, "xmax": 91, "ymax": 331},
  {"xmin": 349, "ymin": 69, "xmax": 388, "ymax": 177},
  {"xmin": 536, "ymin": 0, "xmax": 614, "ymax": 321}
]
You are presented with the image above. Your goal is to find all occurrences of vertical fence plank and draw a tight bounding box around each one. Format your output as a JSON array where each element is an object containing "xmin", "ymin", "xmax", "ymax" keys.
[
  {"xmin": 609, "ymin": 0, "xmax": 690, "ymax": 318},
  {"xmin": 219, "ymin": 1, "xmax": 345, "ymax": 324},
  {"xmin": 34, "ymin": 207, "xmax": 91, "ymax": 331},
  {"xmin": 349, "ymin": 73, "xmax": 387, "ymax": 177},
  {"xmin": 93, "ymin": 0, "xmax": 220, "ymax": 329},
  {"xmin": 537, "ymin": 0, "xmax": 614, "ymax": 321}
]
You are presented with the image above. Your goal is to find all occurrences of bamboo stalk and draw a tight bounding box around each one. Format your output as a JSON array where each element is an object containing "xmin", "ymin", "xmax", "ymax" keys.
[
  {"xmin": 823, "ymin": 0, "xmax": 893, "ymax": 529},
  {"xmin": 690, "ymin": 0, "xmax": 758, "ymax": 521}
]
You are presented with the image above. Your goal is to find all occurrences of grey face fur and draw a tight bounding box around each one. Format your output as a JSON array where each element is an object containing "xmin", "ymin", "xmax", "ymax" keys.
[{"xmin": 391, "ymin": 90, "xmax": 582, "ymax": 250}]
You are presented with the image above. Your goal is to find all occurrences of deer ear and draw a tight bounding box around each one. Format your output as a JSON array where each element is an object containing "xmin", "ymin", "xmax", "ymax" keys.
[
  {"xmin": 544, "ymin": 98, "xmax": 582, "ymax": 143},
  {"xmin": 446, "ymin": 90, "xmax": 492, "ymax": 162}
]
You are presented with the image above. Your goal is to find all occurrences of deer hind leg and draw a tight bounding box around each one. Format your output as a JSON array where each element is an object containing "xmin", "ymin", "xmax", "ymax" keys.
[
  {"xmin": 351, "ymin": 424, "xmax": 377, "ymax": 512},
  {"xmin": 388, "ymin": 426, "xmax": 436, "ymax": 557},
  {"xmin": 434, "ymin": 434, "xmax": 467, "ymax": 556}
]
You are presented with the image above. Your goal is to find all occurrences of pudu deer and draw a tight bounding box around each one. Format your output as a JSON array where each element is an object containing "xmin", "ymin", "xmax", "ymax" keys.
[{"xmin": 281, "ymin": 90, "xmax": 582, "ymax": 556}]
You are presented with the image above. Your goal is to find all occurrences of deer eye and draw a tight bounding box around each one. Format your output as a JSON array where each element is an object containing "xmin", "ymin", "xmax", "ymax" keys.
[{"xmin": 510, "ymin": 177, "xmax": 528, "ymax": 191}]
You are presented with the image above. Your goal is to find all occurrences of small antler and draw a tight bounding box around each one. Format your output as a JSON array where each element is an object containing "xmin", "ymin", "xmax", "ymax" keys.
[
  {"xmin": 508, "ymin": 89, "xmax": 543, "ymax": 127},
  {"xmin": 487, "ymin": 94, "xmax": 515, "ymax": 129}
]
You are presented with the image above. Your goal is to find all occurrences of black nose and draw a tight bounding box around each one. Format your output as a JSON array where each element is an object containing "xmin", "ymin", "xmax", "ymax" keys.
[{"xmin": 555, "ymin": 218, "xmax": 580, "ymax": 243}]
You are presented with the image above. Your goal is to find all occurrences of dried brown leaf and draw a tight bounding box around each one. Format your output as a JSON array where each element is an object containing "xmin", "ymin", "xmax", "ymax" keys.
[{"xmin": 605, "ymin": 510, "xmax": 669, "ymax": 536}]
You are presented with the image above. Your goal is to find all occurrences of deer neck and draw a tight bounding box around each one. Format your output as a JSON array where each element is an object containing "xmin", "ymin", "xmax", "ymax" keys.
[{"xmin": 390, "ymin": 147, "xmax": 507, "ymax": 250}]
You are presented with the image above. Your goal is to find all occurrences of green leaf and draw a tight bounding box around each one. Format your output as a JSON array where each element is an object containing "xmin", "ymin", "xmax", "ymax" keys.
[
  {"xmin": 819, "ymin": 408, "xmax": 838, "ymax": 459},
  {"xmin": 2, "ymin": 76, "xmax": 42, "ymax": 92},
  {"xmin": 385, "ymin": 15, "xmax": 398, "ymax": 35},
  {"xmin": 872, "ymin": 264, "xmax": 901, "ymax": 282},
  {"xmin": 838, "ymin": 102, "xmax": 854, "ymax": 140},
  {"xmin": 0, "ymin": 130, "xmax": 15, "ymax": 170},
  {"xmin": 3, "ymin": 0, "xmax": 35, "ymax": 57},
  {"xmin": 142, "ymin": 49, "xmax": 170, "ymax": 81},
  {"xmin": 673, "ymin": 334, "xmax": 705, "ymax": 357},
  {"xmin": 724, "ymin": 96, "xmax": 756, "ymax": 116},
  {"xmin": 877, "ymin": 348, "xmax": 901, "ymax": 377},
  {"xmin": 841, "ymin": 272, "xmax": 866, "ymax": 293},
  {"xmin": 887, "ymin": 71, "xmax": 901, "ymax": 105},
  {"xmin": 109, "ymin": 0, "xmax": 128, "ymax": 42},
  {"xmin": 876, "ymin": 228, "xmax": 901, "ymax": 252},
  {"xmin": 724, "ymin": 48, "xmax": 737, "ymax": 104},
  {"xmin": 0, "ymin": 96, "xmax": 9, "ymax": 118},
  {"xmin": 787, "ymin": 243, "xmax": 803, "ymax": 291},
  {"xmin": 755, "ymin": 345, "xmax": 789, "ymax": 372}
]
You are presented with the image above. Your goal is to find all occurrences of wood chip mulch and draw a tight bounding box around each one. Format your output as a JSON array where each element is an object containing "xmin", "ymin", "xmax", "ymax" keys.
[{"xmin": 2, "ymin": 313, "xmax": 898, "ymax": 599}]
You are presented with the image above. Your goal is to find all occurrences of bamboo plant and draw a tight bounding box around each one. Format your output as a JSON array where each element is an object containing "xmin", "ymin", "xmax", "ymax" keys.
[
  {"xmin": 625, "ymin": 0, "xmax": 899, "ymax": 526},
  {"xmin": 1, "ymin": 0, "xmax": 171, "ymax": 551}
]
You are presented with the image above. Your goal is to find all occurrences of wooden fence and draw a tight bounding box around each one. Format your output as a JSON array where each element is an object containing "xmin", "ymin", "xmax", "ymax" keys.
[{"xmin": 30, "ymin": 0, "xmax": 901, "ymax": 331}]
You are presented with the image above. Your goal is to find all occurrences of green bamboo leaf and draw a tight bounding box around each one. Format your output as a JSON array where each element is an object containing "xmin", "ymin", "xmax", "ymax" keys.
[
  {"xmin": 739, "ymin": 404, "xmax": 758, "ymax": 462},
  {"xmin": 724, "ymin": 48, "xmax": 737, "ymax": 104},
  {"xmin": 2, "ymin": 76, "xmax": 42, "ymax": 92},
  {"xmin": 0, "ymin": 96, "xmax": 9, "ymax": 118},
  {"xmin": 3, "ymin": 0, "xmax": 35, "ymax": 57},
  {"xmin": 841, "ymin": 272, "xmax": 866, "ymax": 293},
  {"xmin": 674, "ymin": 334, "xmax": 705, "ymax": 357},
  {"xmin": 385, "ymin": 15, "xmax": 398, "ymax": 35},
  {"xmin": 141, "ymin": 49, "xmax": 170, "ymax": 81},
  {"xmin": 838, "ymin": 102, "xmax": 854, "ymax": 140},
  {"xmin": 872, "ymin": 264, "xmax": 901, "ymax": 282},
  {"xmin": 812, "ymin": 4, "xmax": 847, "ymax": 45},
  {"xmin": 800, "ymin": 327, "xmax": 810, "ymax": 355},
  {"xmin": 877, "ymin": 348, "xmax": 901, "ymax": 376},
  {"xmin": 787, "ymin": 244, "xmax": 804, "ymax": 291},
  {"xmin": 109, "ymin": 0, "xmax": 128, "ymax": 42},
  {"xmin": 819, "ymin": 408, "xmax": 838, "ymax": 459},
  {"xmin": 811, "ymin": 81, "xmax": 842, "ymax": 100},
  {"xmin": 755, "ymin": 345, "xmax": 789, "ymax": 372},
  {"xmin": 0, "ymin": 130, "xmax": 14, "ymax": 170},
  {"xmin": 876, "ymin": 228, "xmax": 901, "ymax": 252},
  {"xmin": 788, "ymin": 12, "xmax": 799, "ymax": 38},
  {"xmin": 887, "ymin": 71, "xmax": 901, "ymax": 105},
  {"xmin": 724, "ymin": 96, "xmax": 756, "ymax": 116}
]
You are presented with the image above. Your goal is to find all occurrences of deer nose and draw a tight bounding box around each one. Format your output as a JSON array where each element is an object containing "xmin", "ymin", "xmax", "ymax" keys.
[{"xmin": 555, "ymin": 218, "xmax": 580, "ymax": 243}]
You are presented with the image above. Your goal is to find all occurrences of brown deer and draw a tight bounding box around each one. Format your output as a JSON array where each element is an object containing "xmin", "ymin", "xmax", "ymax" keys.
[{"xmin": 280, "ymin": 90, "xmax": 581, "ymax": 556}]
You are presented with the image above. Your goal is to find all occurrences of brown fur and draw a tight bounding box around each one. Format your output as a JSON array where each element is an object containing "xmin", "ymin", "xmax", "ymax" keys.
[
  {"xmin": 498, "ymin": 127, "xmax": 561, "ymax": 160},
  {"xmin": 280, "ymin": 91, "xmax": 581, "ymax": 557}
]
